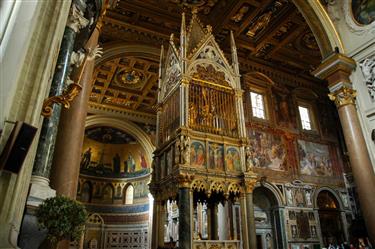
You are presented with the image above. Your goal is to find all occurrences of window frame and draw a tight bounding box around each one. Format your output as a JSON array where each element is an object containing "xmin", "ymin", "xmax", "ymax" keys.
[
  {"xmin": 297, "ymin": 101, "xmax": 318, "ymax": 133},
  {"xmin": 249, "ymin": 88, "xmax": 269, "ymax": 122}
]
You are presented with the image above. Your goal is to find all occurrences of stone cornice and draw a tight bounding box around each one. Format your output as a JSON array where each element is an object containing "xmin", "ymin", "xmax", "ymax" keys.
[
  {"xmin": 239, "ymin": 58, "xmax": 327, "ymax": 93},
  {"xmin": 88, "ymin": 102, "xmax": 156, "ymax": 124},
  {"xmin": 312, "ymin": 53, "xmax": 356, "ymax": 87}
]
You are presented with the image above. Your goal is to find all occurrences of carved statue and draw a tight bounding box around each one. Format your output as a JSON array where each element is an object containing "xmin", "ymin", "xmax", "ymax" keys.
[
  {"xmin": 189, "ymin": 103, "xmax": 197, "ymax": 125},
  {"xmin": 180, "ymin": 135, "xmax": 191, "ymax": 164},
  {"xmin": 245, "ymin": 146, "xmax": 254, "ymax": 172}
]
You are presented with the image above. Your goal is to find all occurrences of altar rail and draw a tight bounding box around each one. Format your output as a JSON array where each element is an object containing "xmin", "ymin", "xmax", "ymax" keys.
[{"xmin": 193, "ymin": 240, "xmax": 241, "ymax": 249}]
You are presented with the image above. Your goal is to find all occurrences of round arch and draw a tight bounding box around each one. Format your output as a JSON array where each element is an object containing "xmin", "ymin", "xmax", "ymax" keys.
[
  {"xmin": 85, "ymin": 115, "xmax": 155, "ymax": 164},
  {"xmin": 292, "ymin": 0, "xmax": 344, "ymax": 57},
  {"xmin": 253, "ymin": 181, "xmax": 284, "ymax": 207},
  {"xmin": 313, "ymin": 186, "xmax": 345, "ymax": 211},
  {"xmin": 95, "ymin": 42, "xmax": 161, "ymax": 66}
]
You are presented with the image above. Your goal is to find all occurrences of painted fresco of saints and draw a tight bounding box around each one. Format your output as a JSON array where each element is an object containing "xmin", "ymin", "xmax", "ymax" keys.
[
  {"xmin": 209, "ymin": 144, "xmax": 224, "ymax": 170},
  {"xmin": 140, "ymin": 154, "xmax": 148, "ymax": 168},
  {"xmin": 126, "ymin": 154, "xmax": 136, "ymax": 173},
  {"xmin": 196, "ymin": 145, "xmax": 205, "ymax": 166},
  {"xmin": 216, "ymin": 150, "xmax": 224, "ymax": 169},
  {"xmin": 191, "ymin": 142, "xmax": 205, "ymax": 167},
  {"xmin": 190, "ymin": 146, "xmax": 197, "ymax": 164},
  {"xmin": 81, "ymin": 147, "xmax": 92, "ymax": 169},
  {"xmin": 233, "ymin": 152, "xmax": 241, "ymax": 171},
  {"xmin": 226, "ymin": 151, "xmax": 234, "ymax": 171},
  {"xmin": 113, "ymin": 153, "xmax": 121, "ymax": 174}
]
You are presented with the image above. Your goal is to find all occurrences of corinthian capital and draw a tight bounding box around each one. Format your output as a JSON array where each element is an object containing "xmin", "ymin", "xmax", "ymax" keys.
[
  {"xmin": 328, "ymin": 86, "xmax": 357, "ymax": 108},
  {"xmin": 67, "ymin": 4, "xmax": 89, "ymax": 33}
]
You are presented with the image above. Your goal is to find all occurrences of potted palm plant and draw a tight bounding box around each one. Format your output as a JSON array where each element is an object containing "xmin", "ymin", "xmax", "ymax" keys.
[{"xmin": 36, "ymin": 196, "xmax": 88, "ymax": 249}]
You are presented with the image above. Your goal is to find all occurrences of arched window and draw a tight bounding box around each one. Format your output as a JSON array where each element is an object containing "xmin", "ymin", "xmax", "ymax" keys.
[
  {"xmin": 124, "ymin": 185, "xmax": 134, "ymax": 205},
  {"xmin": 102, "ymin": 184, "xmax": 114, "ymax": 204},
  {"xmin": 81, "ymin": 182, "xmax": 92, "ymax": 203}
]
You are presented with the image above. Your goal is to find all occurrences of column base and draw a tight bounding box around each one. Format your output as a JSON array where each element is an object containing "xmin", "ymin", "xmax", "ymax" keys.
[{"xmin": 27, "ymin": 176, "xmax": 56, "ymax": 207}]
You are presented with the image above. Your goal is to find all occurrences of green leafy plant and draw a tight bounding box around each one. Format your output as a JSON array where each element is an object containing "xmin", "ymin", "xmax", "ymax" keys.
[{"xmin": 36, "ymin": 196, "xmax": 88, "ymax": 248}]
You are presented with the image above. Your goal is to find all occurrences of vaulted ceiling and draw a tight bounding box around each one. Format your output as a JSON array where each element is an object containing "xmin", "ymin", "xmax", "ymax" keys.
[{"xmin": 90, "ymin": 0, "xmax": 323, "ymax": 121}]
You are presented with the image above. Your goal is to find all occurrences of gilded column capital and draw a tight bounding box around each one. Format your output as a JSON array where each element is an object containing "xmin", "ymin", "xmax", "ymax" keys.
[
  {"xmin": 328, "ymin": 86, "xmax": 357, "ymax": 108},
  {"xmin": 234, "ymin": 89, "xmax": 244, "ymax": 97},
  {"xmin": 66, "ymin": 4, "xmax": 89, "ymax": 33},
  {"xmin": 176, "ymin": 173, "xmax": 194, "ymax": 188},
  {"xmin": 181, "ymin": 76, "xmax": 190, "ymax": 85},
  {"xmin": 243, "ymin": 178, "xmax": 258, "ymax": 194}
]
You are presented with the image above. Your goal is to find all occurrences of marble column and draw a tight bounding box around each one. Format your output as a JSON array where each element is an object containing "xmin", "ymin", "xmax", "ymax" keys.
[
  {"xmin": 275, "ymin": 207, "xmax": 287, "ymax": 249},
  {"xmin": 314, "ymin": 209, "xmax": 324, "ymax": 247},
  {"xmin": 207, "ymin": 204, "xmax": 212, "ymax": 240},
  {"xmin": 243, "ymin": 176, "xmax": 257, "ymax": 249},
  {"xmin": 239, "ymin": 194, "xmax": 249, "ymax": 249},
  {"xmin": 211, "ymin": 203, "xmax": 218, "ymax": 240},
  {"xmin": 228, "ymin": 200, "xmax": 234, "ymax": 240},
  {"xmin": 29, "ymin": 3, "xmax": 88, "ymax": 203},
  {"xmin": 340, "ymin": 211, "xmax": 349, "ymax": 242},
  {"xmin": 151, "ymin": 198, "xmax": 160, "ymax": 249},
  {"xmin": 179, "ymin": 187, "xmax": 192, "ymax": 249},
  {"xmin": 158, "ymin": 201, "xmax": 166, "ymax": 248},
  {"xmin": 245, "ymin": 192, "xmax": 256, "ymax": 249},
  {"xmin": 314, "ymin": 53, "xmax": 375, "ymax": 245},
  {"xmin": 50, "ymin": 21, "xmax": 101, "ymax": 198}
]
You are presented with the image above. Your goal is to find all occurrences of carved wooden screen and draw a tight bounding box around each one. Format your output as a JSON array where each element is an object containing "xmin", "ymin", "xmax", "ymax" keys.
[{"xmin": 189, "ymin": 78, "xmax": 237, "ymax": 137}]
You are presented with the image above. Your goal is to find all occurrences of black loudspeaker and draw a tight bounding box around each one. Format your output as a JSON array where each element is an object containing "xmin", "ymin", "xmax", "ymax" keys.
[{"xmin": 0, "ymin": 121, "xmax": 38, "ymax": 174}]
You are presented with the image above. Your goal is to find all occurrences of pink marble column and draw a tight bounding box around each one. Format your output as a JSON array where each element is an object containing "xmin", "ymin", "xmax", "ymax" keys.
[
  {"xmin": 314, "ymin": 53, "xmax": 375, "ymax": 245},
  {"xmin": 50, "ymin": 24, "xmax": 101, "ymax": 198}
]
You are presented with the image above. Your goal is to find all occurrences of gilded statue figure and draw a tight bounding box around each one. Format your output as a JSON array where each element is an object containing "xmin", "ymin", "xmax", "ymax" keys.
[
  {"xmin": 247, "ymin": 11, "xmax": 272, "ymax": 37},
  {"xmin": 189, "ymin": 103, "xmax": 197, "ymax": 126}
]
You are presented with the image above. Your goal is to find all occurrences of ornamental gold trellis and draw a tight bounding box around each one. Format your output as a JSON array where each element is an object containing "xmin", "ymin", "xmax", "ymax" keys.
[{"xmin": 150, "ymin": 11, "xmax": 258, "ymax": 249}]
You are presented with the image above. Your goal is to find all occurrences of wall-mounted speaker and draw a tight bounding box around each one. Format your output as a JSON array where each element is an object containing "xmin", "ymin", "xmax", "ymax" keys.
[{"xmin": 0, "ymin": 121, "xmax": 38, "ymax": 174}]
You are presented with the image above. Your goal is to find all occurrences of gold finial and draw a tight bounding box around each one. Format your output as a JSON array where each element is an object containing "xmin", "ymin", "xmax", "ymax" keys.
[
  {"xmin": 170, "ymin": 33, "xmax": 174, "ymax": 42},
  {"xmin": 206, "ymin": 24, "xmax": 212, "ymax": 33},
  {"xmin": 192, "ymin": 7, "xmax": 198, "ymax": 15}
]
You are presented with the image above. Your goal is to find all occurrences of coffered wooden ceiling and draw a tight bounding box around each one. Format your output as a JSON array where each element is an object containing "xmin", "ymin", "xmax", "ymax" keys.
[{"xmin": 91, "ymin": 0, "xmax": 323, "ymax": 120}]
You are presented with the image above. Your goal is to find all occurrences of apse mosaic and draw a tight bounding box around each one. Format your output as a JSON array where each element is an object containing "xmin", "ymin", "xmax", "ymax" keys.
[
  {"xmin": 225, "ymin": 147, "xmax": 241, "ymax": 171},
  {"xmin": 208, "ymin": 142, "xmax": 224, "ymax": 170},
  {"xmin": 80, "ymin": 126, "xmax": 150, "ymax": 178},
  {"xmin": 190, "ymin": 140, "xmax": 206, "ymax": 167},
  {"xmin": 351, "ymin": 0, "xmax": 375, "ymax": 25},
  {"xmin": 247, "ymin": 130, "xmax": 286, "ymax": 171},
  {"xmin": 297, "ymin": 140, "xmax": 332, "ymax": 177}
]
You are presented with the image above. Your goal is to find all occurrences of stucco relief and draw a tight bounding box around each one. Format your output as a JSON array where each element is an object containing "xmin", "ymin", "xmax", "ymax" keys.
[
  {"xmin": 359, "ymin": 55, "xmax": 375, "ymax": 101},
  {"xmin": 324, "ymin": 0, "xmax": 375, "ymax": 36},
  {"xmin": 343, "ymin": 0, "xmax": 375, "ymax": 36}
]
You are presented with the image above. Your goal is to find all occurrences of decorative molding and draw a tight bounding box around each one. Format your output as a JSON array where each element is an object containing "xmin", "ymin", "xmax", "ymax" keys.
[
  {"xmin": 88, "ymin": 103, "xmax": 156, "ymax": 124},
  {"xmin": 66, "ymin": 4, "xmax": 89, "ymax": 33},
  {"xmin": 343, "ymin": 0, "xmax": 375, "ymax": 36},
  {"xmin": 41, "ymin": 81, "xmax": 82, "ymax": 117}
]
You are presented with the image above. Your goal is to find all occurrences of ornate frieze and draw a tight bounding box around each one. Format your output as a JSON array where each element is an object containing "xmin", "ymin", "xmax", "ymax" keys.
[{"xmin": 359, "ymin": 55, "xmax": 375, "ymax": 101}]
